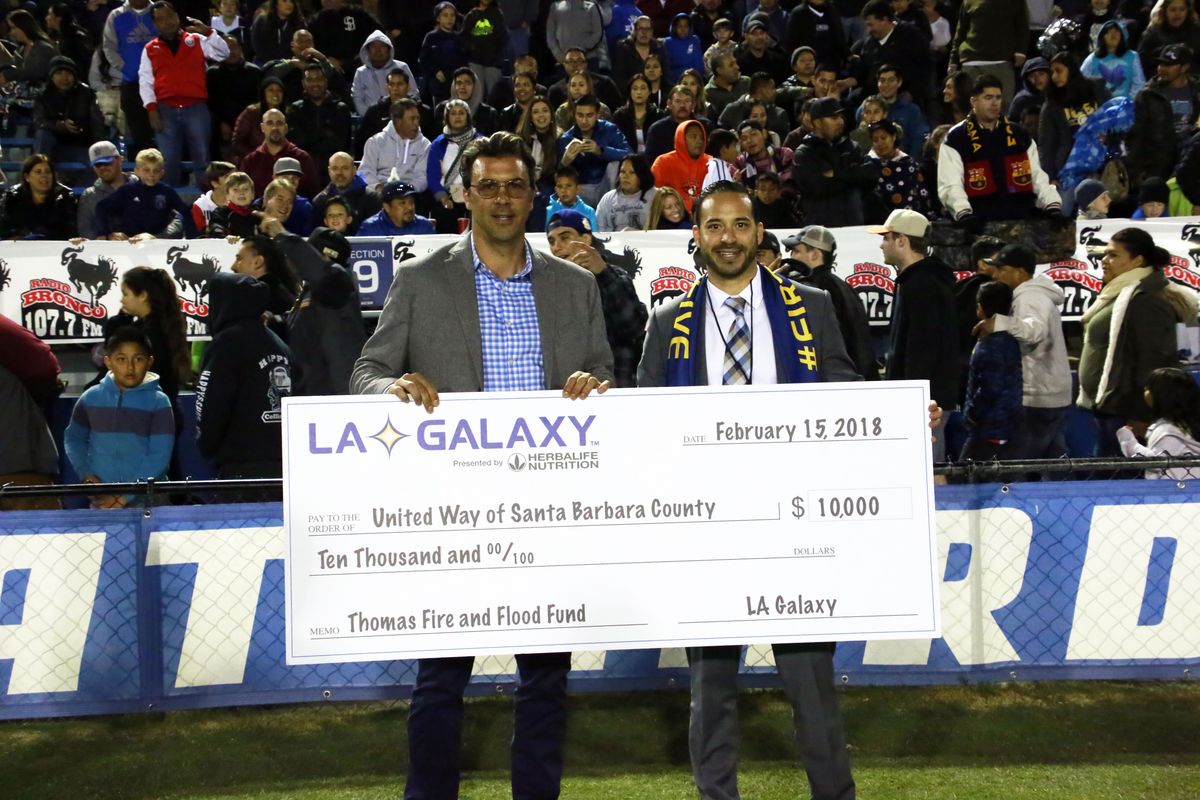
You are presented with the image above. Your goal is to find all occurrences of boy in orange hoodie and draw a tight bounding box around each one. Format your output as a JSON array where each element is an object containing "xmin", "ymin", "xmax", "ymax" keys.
[{"xmin": 651, "ymin": 120, "xmax": 712, "ymax": 214}]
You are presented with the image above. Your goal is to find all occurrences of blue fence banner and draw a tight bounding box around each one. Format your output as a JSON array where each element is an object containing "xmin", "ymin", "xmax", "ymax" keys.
[{"xmin": 1, "ymin": 480, "xmax": 1197, "ymax": 719}]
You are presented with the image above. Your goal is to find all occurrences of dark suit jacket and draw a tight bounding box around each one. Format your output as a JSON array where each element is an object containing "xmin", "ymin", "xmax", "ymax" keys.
[
  {"xmin": 637, "ymin": 278, "xmax": 860, "ymax": 387},
  {"xmin": 352, "ymin": 235, "xmax": 615, "ymax": 395}
]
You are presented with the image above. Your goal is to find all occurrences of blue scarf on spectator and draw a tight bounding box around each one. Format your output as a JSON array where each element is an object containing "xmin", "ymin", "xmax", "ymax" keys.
[{"xmin": 664, "ymin": 265, "xmax": 821, "ymax": 386}]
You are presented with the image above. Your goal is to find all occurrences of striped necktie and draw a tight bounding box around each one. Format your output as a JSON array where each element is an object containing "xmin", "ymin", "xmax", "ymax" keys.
[{"xmin": 722, "ymin": 296, "xmax": 751, "ymax": 385}]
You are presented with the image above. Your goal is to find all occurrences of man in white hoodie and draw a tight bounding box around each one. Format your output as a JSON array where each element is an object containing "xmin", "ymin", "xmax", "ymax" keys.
[
  {"xmin": 350, "ymin": 29, "xmax": 419, "ymax": 116},
  {"xmin": 975, "ymin": 243, "xmax": 1073, "ymax": 460},
  {"xmin": 358, "ymin": 98, "xmax": 431, "ymax": 193}
]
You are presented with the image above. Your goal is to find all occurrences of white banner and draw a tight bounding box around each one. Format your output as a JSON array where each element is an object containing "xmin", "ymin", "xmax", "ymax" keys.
[
  {"xmin": 4, "ymin": 218, "xmax": 1199, "ymax": 342},
  {"xmin": 281, "ymin": 383, "xmax": 939, "ymax": 665}
]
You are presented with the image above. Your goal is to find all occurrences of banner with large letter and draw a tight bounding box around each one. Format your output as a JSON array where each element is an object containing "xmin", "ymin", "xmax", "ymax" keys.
[
  {"xmin": 1, "ymin": 480, "xmax": 1197, "ymax": 719},
  {"xmin": 2, "ymin": 219, "xmax": 1199, "ymax": 342}
]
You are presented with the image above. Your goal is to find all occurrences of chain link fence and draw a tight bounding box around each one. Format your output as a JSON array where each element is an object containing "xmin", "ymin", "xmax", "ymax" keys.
[{"xmin": 2, "ymin": 461, "xmax": 1198, "ymax": 719}]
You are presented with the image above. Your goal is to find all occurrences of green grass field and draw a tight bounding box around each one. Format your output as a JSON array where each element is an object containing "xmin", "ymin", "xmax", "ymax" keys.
[{"xmin": 3, "ymin": 682, "xmax": 1198, "ymax": 799}]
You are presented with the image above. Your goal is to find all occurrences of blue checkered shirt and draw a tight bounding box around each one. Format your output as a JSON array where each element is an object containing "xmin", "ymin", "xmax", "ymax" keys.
[{"xmin": 472, "ymin": 235, "xmax": 545, "ymax": 392}]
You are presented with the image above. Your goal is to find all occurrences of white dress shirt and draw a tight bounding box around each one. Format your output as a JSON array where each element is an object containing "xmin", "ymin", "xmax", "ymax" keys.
[{"xmin": 704, "ymin": 270, "xmax": 778, "ymax": 387}]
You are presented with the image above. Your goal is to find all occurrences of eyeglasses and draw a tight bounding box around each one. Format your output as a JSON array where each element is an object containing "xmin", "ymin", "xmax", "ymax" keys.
[{"xmin": 472, "ymin": 179, "xmax": 531, "ymax": 199}]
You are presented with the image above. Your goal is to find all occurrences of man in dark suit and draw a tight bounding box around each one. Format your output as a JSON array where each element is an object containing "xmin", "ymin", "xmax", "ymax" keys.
[
  {"xmin": 350, "ymin": 131, "xmax": 614, "ymax": 800},
  {"xmin": 637, "ymin": 180, "xmax": 859, "ymax": 800}
]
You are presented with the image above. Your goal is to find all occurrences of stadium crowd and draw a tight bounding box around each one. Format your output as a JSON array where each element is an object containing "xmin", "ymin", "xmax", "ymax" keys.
[{"xmin": 2, "ymin": 0, "xmax": 1200, "ymax": 496}]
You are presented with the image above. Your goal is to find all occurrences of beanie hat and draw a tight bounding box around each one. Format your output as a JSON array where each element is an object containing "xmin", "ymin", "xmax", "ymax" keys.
[{"xmin": 1074, "ymin": 178, "xmax": 1107, "ymax": 211}]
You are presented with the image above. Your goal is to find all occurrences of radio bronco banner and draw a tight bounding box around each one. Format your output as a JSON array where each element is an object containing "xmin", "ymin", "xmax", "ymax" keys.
[{"xmin": 2, "ymin": 219, "xmax": 1199, "ymax": 342}]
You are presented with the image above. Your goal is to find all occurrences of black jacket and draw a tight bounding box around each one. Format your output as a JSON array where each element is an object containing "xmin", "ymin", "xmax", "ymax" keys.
[
  {"xmin": 206, "ymin": 61, "xmax": 262, "ymax": 128},
  {"xmin": 800, "ymin": 265, "xmax": 879, "ymax": 381},
  {"xmin": 32, "ymin": 81, "xmax": 105, "ymax": 146},
  {"xmin": 1127, "ymin": 76, "xmax": 1200, "ymax": 186},
  {"xmin": 791, "ymin": 133, "xmax": 879, "ymax": 227},
  {"xmin": 195, "ymin": 272, "xmax": 293, "ymax": 470},
  {"xmin": 734, "ymin": 42, "xmax": 790, "ymax": 84},
  {"xmin": 612, "ymin": 102, "xmax": 665, "ymax": 157},
  {"xmin": 0, "ymin": 183, "xmax": 77, "ymax": 239},
  {"xmin": 277, "ymin": 232, "xmax": 366, "ymax": 396},
  {"xmin": 611, "ymin": 37, "xmax": 670, "ymax": 97},
  {"xmin": 785, "ymin": 2, "xmax": 848, "ymax": 71},
  {"xmin": 851, "ymin": 21, "xmax": 934, "ymax": 108},
  {"xmin": 286, "ymin": 95, "xmax": 353, "ymax": 173},
  {"xmin": 885, "ymin": 256, "xmax": 960, "ymax": 408},
  {"xmin": 547, "ymin": 73, "xmax": 623, "ymax": 113}
]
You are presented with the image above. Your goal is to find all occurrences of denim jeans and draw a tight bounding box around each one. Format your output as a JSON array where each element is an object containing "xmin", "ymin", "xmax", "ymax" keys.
[
  {"xmin": 157, "ymin": 102, "xmax": 210, "ymax": 185},
  {"xmin": 32, "ymin": 129, "xmax": 89, "ymax": 165}
]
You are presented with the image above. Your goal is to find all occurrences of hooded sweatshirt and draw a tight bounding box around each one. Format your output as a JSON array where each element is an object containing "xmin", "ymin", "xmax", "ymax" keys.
[
  {"xmin": 359, "ymin": 120, "xmax": 432, "ymax": 191},
  {"xmin": 195, "ymin": 272, "xmax": 293, "ymax": 471},
  {"xmin": 462, "ymin": 2, "xmax": 509, "ymax": 67},
  {"xmin": 1081, "ymin": 20, "xmax": 1145, "ymax": 99},
  {"xmin": 351, "ymin": 30, "xmax": 420, "ymax": 116},
  {"xmin": 1009, "ymin": 57, "xmax": 1050, "ymax": 121},
  {"xmin": 64, "ymin": 371, "xmax": 174, "ymax": 490},
  {"xmin": 663, "ymin": 13, "xmax": 704, "ymax": 83},
  {"xmin": 992, "ymin": 273, "xmax": 1073, "ymax": 408},
  {"xmin": 650, "ymin": 120, "xmax": 712, "ymax": 213}
]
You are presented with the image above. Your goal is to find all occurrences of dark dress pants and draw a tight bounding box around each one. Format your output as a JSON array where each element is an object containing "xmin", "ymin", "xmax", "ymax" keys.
[
  {"xmin": 688, "ymin": 644, "xmax": 855, "ymax": 800},
  {"xmin": 404, "ymin": 651, "xmax": 571, "ymax": 800}
]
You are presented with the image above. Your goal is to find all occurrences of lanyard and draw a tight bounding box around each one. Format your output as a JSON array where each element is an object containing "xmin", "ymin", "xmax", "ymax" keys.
[{"xmin": 707, "ymin": 279, "xmax": 754, "ymax": 385}]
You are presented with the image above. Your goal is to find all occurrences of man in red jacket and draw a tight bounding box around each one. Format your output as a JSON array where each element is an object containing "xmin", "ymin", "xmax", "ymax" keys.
[
  {"xmin": 138, "ymin": 1, "xmax": 229, "ymax": 185},
  {"xmin": 238, "ymin": 108, "xmax": 320, "ymax": 198}
]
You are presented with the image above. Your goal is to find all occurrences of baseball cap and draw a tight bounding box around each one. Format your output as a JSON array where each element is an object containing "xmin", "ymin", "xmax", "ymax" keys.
[
  {"xmin": 89, "ymin": 141, "xmax": 120, "ymax": 166},
  {"xmin": 809, "ymin": 96, "xmax": 843, "ymax": 120},
  {"xmin": 985, "ymin": 242, "xmax": 1037, "ymax": 273},
  {"xmin": 745, "ymin": 18, "xmax": 767, "ymax": 33},
  {"xmin": 1160, "ymin": 44, "xmax": 1193, "ymax": 66},
  {"xmin": 308, "ymin": 226, "xmax": 351, "ymax": 266},
  {"xmin": 273, "ymin": 157, "xmax": 303, "ymax": 176},
  {"xmin": 867, "ymin": 208, "xmax": 930, "ymax": 238},
  {"xmin": 381, "ymin": 180, "xmax": 421, "ymax": 202},
  {"xmin": 783, "ymin": 225, "xmax": 836, "ymax": 253},
  {"xmin": 547, "ymin": 209, "xmax": 592, "ymax": 234},
  {"xmin": 758, "ymin": 230, "xmax": 780, "ymax": 255}
]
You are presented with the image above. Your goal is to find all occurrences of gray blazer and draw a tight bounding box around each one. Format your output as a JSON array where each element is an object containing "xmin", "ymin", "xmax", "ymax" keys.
[
  {"xmin": 351, "ymin": 235, "xmax": 615, "ymax": 395},
  {"xmin": 637, "ymin": 280, "xmax": 861, "ymax": 388}
]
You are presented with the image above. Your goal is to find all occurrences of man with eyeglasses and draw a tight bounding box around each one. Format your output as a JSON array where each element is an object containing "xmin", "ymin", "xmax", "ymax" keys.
[{"xmin": 351, "ymin": 131, "xmax": 614, "ymax": 800}]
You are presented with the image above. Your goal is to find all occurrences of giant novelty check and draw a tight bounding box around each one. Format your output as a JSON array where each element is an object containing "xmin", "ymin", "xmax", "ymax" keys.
[{"xmin": 282, "ymin": 383, "xmax": 940, "ymax": 665}]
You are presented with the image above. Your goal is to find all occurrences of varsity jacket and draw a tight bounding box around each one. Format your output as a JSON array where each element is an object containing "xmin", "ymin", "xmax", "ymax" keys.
[
  {"xmin": 937, "ymin": 113, "xmax": 1061, "ymax": 222},
  {"xmin": 138, "ymin": 26, "xmax": 229, "ymax": 111}
]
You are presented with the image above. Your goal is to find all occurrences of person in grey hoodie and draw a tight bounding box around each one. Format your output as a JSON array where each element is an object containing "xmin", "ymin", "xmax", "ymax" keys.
[
  {"xmin": 350, "ymin": 29, "xmax": 419, "ymax": 116},
  {"xmin": 357, "ymin": 97, "xmax": 431, "ymax": 192},
  {"xmin": 975, "ymin": 243, "xmax": 1073, "ymax": 460},
  {"xmin": 546, "ymin": 0, "xmax": 609, "ymax": 69}
]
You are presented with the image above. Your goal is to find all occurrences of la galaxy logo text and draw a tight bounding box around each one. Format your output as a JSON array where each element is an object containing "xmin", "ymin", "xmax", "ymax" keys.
[{"xmin": 307, "ymin": 413, "xmax": 602, "ymax": 470}]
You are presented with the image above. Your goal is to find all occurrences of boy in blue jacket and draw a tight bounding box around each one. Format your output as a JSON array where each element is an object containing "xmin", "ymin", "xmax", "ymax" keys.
[
  {"xmin": 96, "ymin": 148, "xmax": 193, "ymax": 239},
  {"xmin": 64, "ymin": 327, "xmax": 175, "ymax": 508},
  {"xmin": 961, "ymin": 280, "xmax": 1023, "ymax": 462}
]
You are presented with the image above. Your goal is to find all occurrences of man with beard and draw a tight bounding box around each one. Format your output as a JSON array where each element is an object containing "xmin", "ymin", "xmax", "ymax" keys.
[
  {"xmin": 351, "ymin": 130, "xmax": 612, "ymax": 800},
  {"xmin": 239, "ymin": 107, "xmax": 319, "ymax": 196},
  {"xmin": 637, "ymin": 180, "xmax": 860, "ymax": 800},
  {"xmin": 285, "ymin": 63, "xmax": 352, "ymax": 186}
]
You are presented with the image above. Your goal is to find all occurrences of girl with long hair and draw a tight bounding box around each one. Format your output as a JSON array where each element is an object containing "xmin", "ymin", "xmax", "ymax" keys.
[
  {"xmin": 516, "ymin": 95, "xmax": 560, "ymax": 229},
  {"xmin": 1080, "ymin": 20, "xmax": 1144, "ymax": 98},
  {"xmin": 612, "ymin": 74, "xmax": 663, "ymax": 155},
  {"xmin": 646, "ymin": 186, "xmax": 692, "ymax": 230},
  {"xmin": 554, "ymin": 70, "xmax": 611, "ymax": 131},
  {"xmin": 1118, "ymin": 367, "xmax": 1200, "ymax": 479},
  {"xmin": 0, "ymin": 9, "xmax": 58, "ymax": 88},
  {"xmin": 249, "ymin": 0, "xmax": 304, "ymax": 63},
  {"xmin": 1139, "ymin": 0, "xmax": 1200, "ymax": 72},
  {"xmin": 679, "ymin": 68, "xmax": 713, "ymax": 119},
  {"xmin": 1038, "ymin": 52, "xmax": 1110, "ymax": 179},
  {"xmin": 0, "ymin": 154, "xmax": 76, "ymax": 239},
  {"xmin": 642, "ymin": 53, "xmax": 668, "ymax": 108},
  {"xmin": 113, "ymin": 266, "xmax": 193, "ymax": 401},
  {"xmin": 233, "ymin": 76, "xmax": 287, "ymax": 159}
]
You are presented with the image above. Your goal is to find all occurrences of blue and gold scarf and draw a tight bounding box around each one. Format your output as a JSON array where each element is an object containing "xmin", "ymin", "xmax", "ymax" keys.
[{"xmin": 664, "ymin": 266, "xmax": 820, "ymax": 387}]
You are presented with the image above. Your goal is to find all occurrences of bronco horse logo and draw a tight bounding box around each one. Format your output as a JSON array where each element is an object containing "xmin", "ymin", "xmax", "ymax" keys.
[
  {"xmin": 167, "ymin": 245, "xmax": 220, "ymax": 305},
  {"xmin": 61, "ymin": 246, "xmax": 117, "ymax": 307},
  {"xmin": 1181, "ymin": 223, "xmax": 1200, "ymax": 269},
  {"xmin": 1078, "ymin": 225, "xmax": 1108, "ymax": 270}
]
